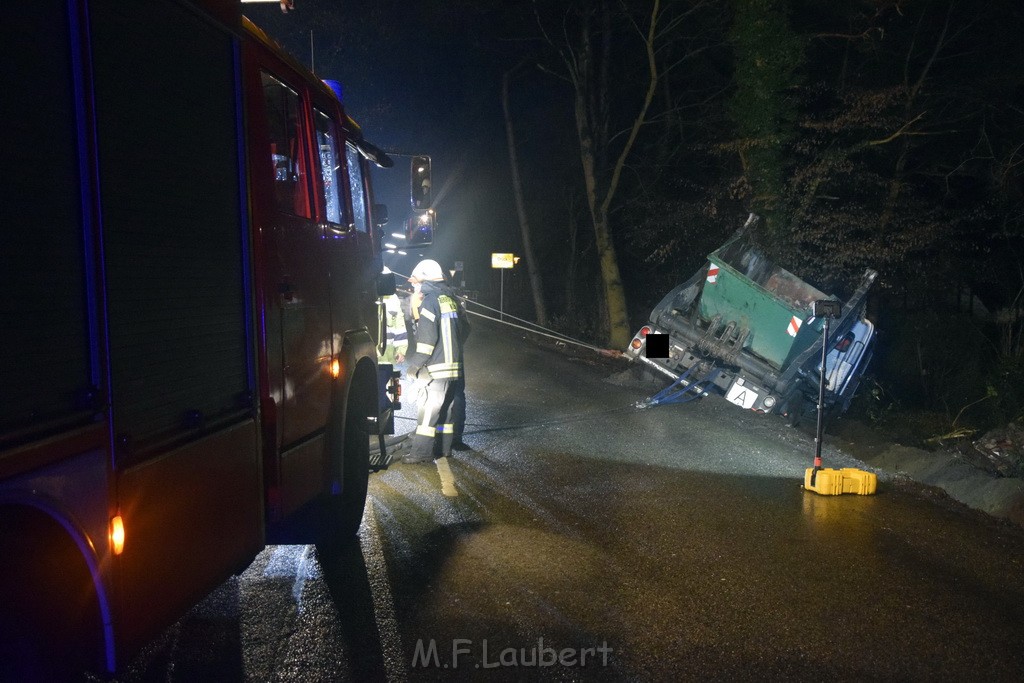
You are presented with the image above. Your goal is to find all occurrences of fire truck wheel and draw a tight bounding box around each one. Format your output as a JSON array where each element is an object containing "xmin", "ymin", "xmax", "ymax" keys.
[
  {"xmin": 326, "ymin": 389, "xmax": 372, "ymax": 545},
  {"xmin": 0, "ymin": 509, "xmax": 104, "ymax": 680}
]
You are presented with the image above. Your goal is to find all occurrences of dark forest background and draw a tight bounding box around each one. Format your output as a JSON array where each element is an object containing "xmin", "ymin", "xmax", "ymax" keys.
[{"xmin": 255, "ymin": 0, "xmax": 1024, "ymax": 443}]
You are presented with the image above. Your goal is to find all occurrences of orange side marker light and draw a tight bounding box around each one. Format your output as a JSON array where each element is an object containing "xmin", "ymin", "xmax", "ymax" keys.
[{"xmin": 110, "ymin": 515, "xmax": 125, "ymax": 555}]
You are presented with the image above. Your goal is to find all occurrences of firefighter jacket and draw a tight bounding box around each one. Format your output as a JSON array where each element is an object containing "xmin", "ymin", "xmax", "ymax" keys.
[{"xmin": 406, "ymin": 281, "xmax": 464, "ymax": 380}]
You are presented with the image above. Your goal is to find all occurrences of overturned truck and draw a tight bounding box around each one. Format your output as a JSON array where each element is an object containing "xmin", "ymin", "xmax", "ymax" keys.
[{"xmin": 626, "ymin": 216, "xmax": 877, "ymax": 425}]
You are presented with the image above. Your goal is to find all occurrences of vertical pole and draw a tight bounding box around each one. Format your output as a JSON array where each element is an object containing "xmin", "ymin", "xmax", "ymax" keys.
[
  {"xmin": 813, "ymin": 316, "xmax": 831, "ymax": 471},
  {"xmin": 500, "ymin": 269, "xmax": 505, "ymax": 321}
]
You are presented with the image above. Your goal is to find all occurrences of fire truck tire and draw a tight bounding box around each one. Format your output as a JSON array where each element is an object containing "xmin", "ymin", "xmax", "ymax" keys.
[
  {"xmin": 0, "ymin": 508, "xmax": 104, "ymax": 680},
  {"xmin": 326, "ymin": 389, "xmax": 371, "ymax": 545}
]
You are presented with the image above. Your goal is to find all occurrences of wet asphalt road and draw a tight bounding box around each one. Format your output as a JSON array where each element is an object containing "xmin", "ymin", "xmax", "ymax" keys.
[{"xmin": 114, "ymin": 318, "xmax": 1024, "ymax": 681}]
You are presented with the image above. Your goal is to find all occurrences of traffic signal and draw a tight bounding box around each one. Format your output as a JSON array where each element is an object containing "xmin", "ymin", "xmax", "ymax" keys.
[{"xmin": 410, "ymin": 155, "xmax": 431, "ymax": 210}]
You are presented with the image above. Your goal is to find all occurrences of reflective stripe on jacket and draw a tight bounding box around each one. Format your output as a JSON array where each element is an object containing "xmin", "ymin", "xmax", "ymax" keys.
[{"xmin": 406, "ymin": 281, "xmax": 464, "ymax": 380}]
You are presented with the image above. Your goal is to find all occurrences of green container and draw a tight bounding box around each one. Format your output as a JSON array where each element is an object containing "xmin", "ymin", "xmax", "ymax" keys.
[{"xmin": 698, "ymin": 241, "xmax": 828, "ymax": 371}]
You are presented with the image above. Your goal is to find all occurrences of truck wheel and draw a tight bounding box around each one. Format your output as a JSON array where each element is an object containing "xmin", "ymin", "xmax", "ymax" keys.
[
  {"xmin": 0, "ymin": 512, "xmax": 104, "ymax": 680},
  {"xmin": 785, "ymin": 394, "xmax": 805, "ymax": 428},
  {"xmin": 341, "ymin": 390, "xmax": 371, "ymax": 537},
  {"xmin": 321, "ymin": 390, "xmax": 371, "ymax": 548}
]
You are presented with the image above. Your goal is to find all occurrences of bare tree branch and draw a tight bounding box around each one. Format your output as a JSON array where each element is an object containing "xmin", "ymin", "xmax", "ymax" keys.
[
  {"xmin": 811, "ymin": 28, "xmax": 883, "ymax": 41},
  {"xmin": 600, "ymin": 0, "xmax": 660, "ymax": 217},
  {"xmin": 868, "ymin": 111, "xmax": 927, "ymax": 145}
]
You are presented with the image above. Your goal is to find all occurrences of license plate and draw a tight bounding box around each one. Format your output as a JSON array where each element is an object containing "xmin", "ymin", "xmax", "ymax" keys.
[{"xmin": 726, "ymin": 379, "xmax": 759, "ymax": 409}]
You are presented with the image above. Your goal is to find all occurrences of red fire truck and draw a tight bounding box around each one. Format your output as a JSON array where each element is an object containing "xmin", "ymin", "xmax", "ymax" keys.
[{"xmin": 0, "ymin": 0, "xmax": 408, "ymax": 677}]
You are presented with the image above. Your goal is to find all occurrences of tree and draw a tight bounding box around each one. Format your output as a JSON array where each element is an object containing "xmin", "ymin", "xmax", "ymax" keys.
[
  {"xmin": 503, "ymin": 63, "xmax": 549, "ymax": 326},
  {"xmin": 534, "ymin": 0, "xmax": 664, "ymax": 347},
  {"xmin": 726, "ymin": 0, "xmax": 804, "ymax": 249},
  {"xmin": 774, "ymin": 0, "xmax": 1024, "ymax": 300}
]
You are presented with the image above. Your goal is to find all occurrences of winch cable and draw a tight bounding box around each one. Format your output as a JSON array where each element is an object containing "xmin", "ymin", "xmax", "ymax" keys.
[
  {"xmin": 389, "ymin": 269, "xmax": 616, "ymax": 356},
  {"xmin": 454, "ymin": 298, "xmax": 699, "ymax": 409},
  {"xmin": 372, "ymin": 404, "xmax": 642, "ymax": 457},
  {"xmin": 466, "ymin": 403, "xmax": 639, "ymax": 435},
  {"xmin": 460, "ymin": 300, "xmax": 615, "ymax": 356}
]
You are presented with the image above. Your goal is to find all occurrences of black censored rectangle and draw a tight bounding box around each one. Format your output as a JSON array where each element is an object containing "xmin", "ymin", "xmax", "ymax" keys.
[{"xmin": 645, "ymin": 333, "xmax": 669, "ymax": 358}]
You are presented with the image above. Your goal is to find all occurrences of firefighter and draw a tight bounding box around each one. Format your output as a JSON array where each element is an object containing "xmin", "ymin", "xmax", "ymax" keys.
[
  {"xmin": 403, "ymin": 259, "xmax": 464, "ymax": 463},
  {"xmin": 444, "ymin": 269, "xmax": 471, "ymax": 451}
]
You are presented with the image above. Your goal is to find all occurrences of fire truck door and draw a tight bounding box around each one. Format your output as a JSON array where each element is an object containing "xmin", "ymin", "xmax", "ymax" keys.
[{"xmin": 260, "ymin": 71, "xmax": 332, "ymax": 447}]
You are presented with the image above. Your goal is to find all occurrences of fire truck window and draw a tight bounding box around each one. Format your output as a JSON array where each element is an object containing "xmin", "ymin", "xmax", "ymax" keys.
[
  {"xmin": 260, "ymin": 72, "xmax": 310, "ymax": 217},
  {"xmin": 346, "ymin": 143, "xmax": 369, "ymax": 233},
  {"xmin": 314, "ymin": 109, "xmax": 343, "ymax": 225}
]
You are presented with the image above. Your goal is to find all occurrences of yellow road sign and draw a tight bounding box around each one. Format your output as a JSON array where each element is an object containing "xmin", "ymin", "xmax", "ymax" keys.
[{"xmin": 491, "ymin": 253, "xmax": 516, "ymax": 269}]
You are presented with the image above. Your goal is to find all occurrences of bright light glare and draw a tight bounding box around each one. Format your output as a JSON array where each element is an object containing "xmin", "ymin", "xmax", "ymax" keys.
[
  {"xmin": 384, "ymin": 242, "xmax": 398, "ymax": 249},
  {"xmin": 397, "ymin": 250, "xmax": 407, "ymax": 255},
  {"xmin": 110, "ymin": 515, "xmax": 125, "ymax": 555},
  {"xmin": 331, "ymin": 358, "xmax": 341, "ymax": 378},
  {"xmin": 391, "ymin": 232, "xmax": 405, "ymax": 239}
]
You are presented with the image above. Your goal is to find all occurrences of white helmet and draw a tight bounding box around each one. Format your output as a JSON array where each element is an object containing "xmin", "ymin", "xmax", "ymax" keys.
[{"xmin": 410, "ymin": 259, "xmax": 444, "ymax": 282}]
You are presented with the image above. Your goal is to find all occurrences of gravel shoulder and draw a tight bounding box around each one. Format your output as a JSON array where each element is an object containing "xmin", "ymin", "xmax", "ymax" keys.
[{"xmin": 828, "ymin": 418, "xmax": 1024, "ymax": 530}]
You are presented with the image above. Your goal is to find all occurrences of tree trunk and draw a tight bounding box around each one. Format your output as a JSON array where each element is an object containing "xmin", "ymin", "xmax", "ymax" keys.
[
  {"xmin": 502, "ymin": 66, "xmax": 548, "ymax": 327},
  {"xmin": 593, "ymin": 213, "xmax": 630, "ymax": 348},
  {"xmin": 575, "ymin": 84, "xmax": 631, "ymax": 348},
  {"xmin": 538, "ymin": 0, "xmax": 661, "ymax": 347},
  {"xmin": 573, "ymin": 1, "xmax": 661, "ymax": 348}
]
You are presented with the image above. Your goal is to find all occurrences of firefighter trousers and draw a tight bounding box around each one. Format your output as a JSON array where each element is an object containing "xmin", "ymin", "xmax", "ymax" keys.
[
  {"xmin": 451, "ymin": 376, "xmax": 466, "ymax": 443},
  {"xmin": 409, "ymin": 377, "xmax": 458, "ymax": 459}
]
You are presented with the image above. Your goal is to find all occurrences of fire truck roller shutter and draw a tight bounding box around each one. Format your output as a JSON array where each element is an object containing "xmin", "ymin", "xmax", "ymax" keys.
[
  {"xmin": 1, "ymin": 0, "xmax": 93, "ymax": 437},
  {"xmin": 91, "ymin": 0, "xmax": 251, "ymax": 451}
]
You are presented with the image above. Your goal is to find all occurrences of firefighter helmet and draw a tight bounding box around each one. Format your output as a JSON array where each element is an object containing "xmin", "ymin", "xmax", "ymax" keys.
[{"xmin": 410, "ymin": 259, "xmax": 444, "ymax": 282}]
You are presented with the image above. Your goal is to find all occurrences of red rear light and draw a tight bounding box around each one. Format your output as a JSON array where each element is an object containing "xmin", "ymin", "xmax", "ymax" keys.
[
  {"xmin": 639, "ymin": 326, "xmax": 652, "ymax": 338},
  {"xmin": 835, "ymin": 333, "xmax": 854, "ymax": 352}
]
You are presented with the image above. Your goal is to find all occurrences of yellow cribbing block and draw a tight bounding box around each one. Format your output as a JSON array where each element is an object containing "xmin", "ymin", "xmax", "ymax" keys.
[{"xmin": 804, "ymin": 467, "xmax": 878, "ymax": 496}]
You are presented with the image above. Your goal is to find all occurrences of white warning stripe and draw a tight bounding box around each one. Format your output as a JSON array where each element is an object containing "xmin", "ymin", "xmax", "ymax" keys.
[{"xmin": 787, "ymin": 316, "xmax": 803, "ymax": 337}]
